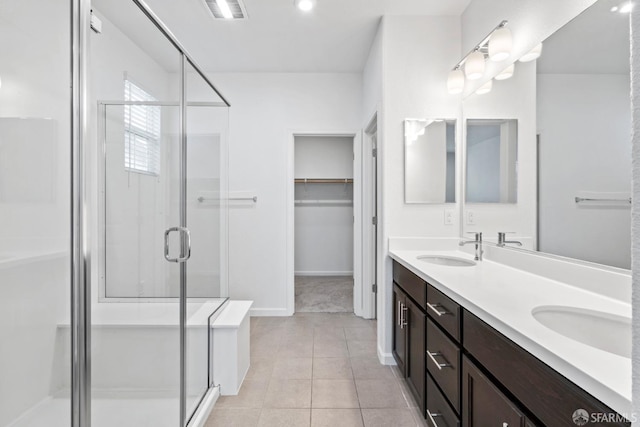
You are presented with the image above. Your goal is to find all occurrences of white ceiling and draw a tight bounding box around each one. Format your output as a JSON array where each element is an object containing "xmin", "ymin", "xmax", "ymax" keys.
[
  {"xmin": 537, "ymin": 0, "xmax": 630, "ymax": 74},
  {"xmin": 96, "ymin": 0, "xmax": 471, "ymax": 73}
]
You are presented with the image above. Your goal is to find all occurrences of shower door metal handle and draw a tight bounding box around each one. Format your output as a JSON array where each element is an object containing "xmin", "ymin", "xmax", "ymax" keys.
[{"xmin": 164, "ymin": 226, "xmax": 191, "ymax": 263}]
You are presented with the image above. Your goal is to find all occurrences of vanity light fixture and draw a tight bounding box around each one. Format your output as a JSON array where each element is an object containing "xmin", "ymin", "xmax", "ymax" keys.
[
  {"xmin": 465, "ymin": 51, "xmax": 486, "ymax": 80},
  {"xmin": 495, "ymin": 63, "xmax": 515, "ymax": 80},
  {"xmin": 295, "ymin": 0, "xmax": 316, "ymax": 12},
  {"xmin": 447, "ymin": 20, "xmax": 509, "ymax": 94},
  {"xmin": 447, "ymin": 68, "xmax": 465, "ymax": 94},
  {"xmin": 612, "ymin": 2, "xmax": 633, "ymax": 12},
  {"xmin": 475, "ymin": 79, "xmax": 493, "ymax": 95},
  {"xmin": 488, "ymin": 27, "xmax": 512, "ymax": 62},
  {"xmin": 519, "ymin": 43, "xmax": 543, "ymax": 62}
]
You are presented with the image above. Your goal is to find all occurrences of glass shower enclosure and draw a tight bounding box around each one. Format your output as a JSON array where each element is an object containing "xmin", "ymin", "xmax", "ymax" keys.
[
  {"xmin": 91, "ymin": 0, "xmax": 230, "ymax": 426},
  {"xmin": 0, "ymin": 0, "xmax": 230, "ymax": 426}
]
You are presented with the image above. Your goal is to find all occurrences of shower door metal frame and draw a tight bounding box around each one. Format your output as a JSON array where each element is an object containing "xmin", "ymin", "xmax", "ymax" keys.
[{"xmin": 71, "ymin": 1, "xmax": 230, "ymax": 426}]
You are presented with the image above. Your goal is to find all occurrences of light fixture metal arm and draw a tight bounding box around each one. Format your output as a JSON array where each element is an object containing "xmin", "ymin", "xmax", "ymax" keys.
[{"xmin": 452, "ymin": 20, "xmax": 508, "ymax": 71}]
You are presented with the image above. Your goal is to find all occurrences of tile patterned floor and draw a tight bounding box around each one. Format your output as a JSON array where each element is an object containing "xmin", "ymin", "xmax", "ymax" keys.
[{"xmin": 205, "ymin": 313, "xmax": 427, "ymax": 427}]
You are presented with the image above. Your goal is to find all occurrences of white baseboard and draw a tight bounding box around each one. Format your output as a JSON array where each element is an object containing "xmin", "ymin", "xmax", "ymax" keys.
[
  {"xmin": 377, "ymin": 345, "xmax": 396, "ymax": 366},
  {"xmin": 250, "ymin": 308, "xmax": 292, "ymax": 317},
  {"xmin": 294, "ymin": 271, "xmax": 354, "ymax": 276}
]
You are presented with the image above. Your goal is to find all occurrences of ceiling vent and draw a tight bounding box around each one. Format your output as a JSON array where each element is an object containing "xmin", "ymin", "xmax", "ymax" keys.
[{"xmin": 204, "ymin": 0, "xmax": 248, "ymax": 20}]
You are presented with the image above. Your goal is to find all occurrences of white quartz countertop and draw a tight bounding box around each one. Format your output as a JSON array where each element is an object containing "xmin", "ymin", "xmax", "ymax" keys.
[{"xmin": 389, "ymin": 249, "xmax": 631, "ymax": 416}]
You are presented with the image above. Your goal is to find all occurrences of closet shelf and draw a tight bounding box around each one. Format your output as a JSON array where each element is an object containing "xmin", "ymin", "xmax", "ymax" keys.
[{"xmin": 294, "ymin": 178, "xmax": 353, "ymax": 184}]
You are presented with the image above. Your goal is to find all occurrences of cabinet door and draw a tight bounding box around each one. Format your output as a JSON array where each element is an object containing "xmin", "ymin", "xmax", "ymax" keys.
[
  {"xmin": 462, "ymin": 356, "xmax": 526, "ymax": 427},
  {"xmin": 406, "ymin": 297, "xmax": 426, "ymax": 412},
  {"xmin": 392, "ymin": 284, "xmax": 407, "ymax": 375}
]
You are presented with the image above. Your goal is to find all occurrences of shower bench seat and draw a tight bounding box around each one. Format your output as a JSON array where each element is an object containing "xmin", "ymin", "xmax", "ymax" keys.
[{"xmin": 211, "ymin": 300, "xmax": 253, "ymax": 396}]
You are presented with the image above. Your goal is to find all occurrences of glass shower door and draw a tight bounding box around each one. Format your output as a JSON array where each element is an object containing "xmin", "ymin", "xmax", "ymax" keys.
[{"xmin": 184, "ymin": 62, "xmax": 229, "ymax": 422}]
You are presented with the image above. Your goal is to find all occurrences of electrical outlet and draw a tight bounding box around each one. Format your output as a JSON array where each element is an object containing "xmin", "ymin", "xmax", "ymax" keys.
[
  {"xmin": 467, "ymin": 210, "xmax": 476, "ymax": 225},
  {"xmin": 444, "ymin": 210, "xmax": 454, "ymax": 225}
]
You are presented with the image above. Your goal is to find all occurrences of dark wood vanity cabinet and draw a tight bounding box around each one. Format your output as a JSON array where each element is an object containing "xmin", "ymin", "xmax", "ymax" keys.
[
  {"xmin": 462, "ymin": 355, "xmax": 533, "ymax": 427},
  {"xmin": 392, "ymin": 262, "xmax": 426, "ymax": 413},
  {"xmin": 392, "ymin": 284, "xmax": 407, "ymax": 374},
  {"xmin": 391, "ymin": 260, "xmax": 630, "ymax": 427}
]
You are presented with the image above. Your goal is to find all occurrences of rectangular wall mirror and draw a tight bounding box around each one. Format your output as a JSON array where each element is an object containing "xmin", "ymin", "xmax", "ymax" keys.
[
  {"xmin": 536, "ymin": 0, "xmax": 630, "ymax": 269},
  {"xmin": 465, "ymin": 119, "xmax": 517, "ymax": 203},
  {"xmin": 404, "ymin": 118, "xmax": 456, "ymax": 204}
]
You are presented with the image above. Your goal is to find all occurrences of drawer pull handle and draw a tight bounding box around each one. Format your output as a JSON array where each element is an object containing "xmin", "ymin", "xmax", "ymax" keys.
[
  {"xmin": 427, "ymin": 302, "xmax": 450, "ymax": 317},
  {"xmin": 426, "ymin": 410, "xmax": 442, "ymax": 427},
  {"xmin": 427, "ymin": 350, "xmax": 452, "ymax": 370}
]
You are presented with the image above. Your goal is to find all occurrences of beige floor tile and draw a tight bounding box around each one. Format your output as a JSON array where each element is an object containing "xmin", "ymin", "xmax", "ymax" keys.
[
  {"xmin": 396, "ymin": 377, "xmax": 419, "ymax": 408},
  {"xmin": 263, "ymin": 379, "xmax": 312, "ymax": 408},
  {"xmin": 350, "ymin": 357, "xmax": 395, "ymax": 380},
  {"xmin": 344, "ymin": 327, "xmax": 376, "ymax": 342},
  {"xmin": 313, "ymin": 327, "xmax": 346, "ymax": 341},
  {"xmin": 361, "ymin": 409, "xmax": 418, "ymax": 427},
  {"xmin": 313, "ymin": 338, "xmax": 349, "ymax": 358},
  {"xmin": 355, "ymin": 379, "xmax": 409, "ymax": 408},
  {"xmin": 312, "ymin": 357, "xmax": 353, "ymax": 379},
  {"xmin": 272, "ymin": 358, "xmax": 313, "ymax": 380},
  {"xmin": 216, "ymin": 380, "xmax": 269, "ymax": 408},
  {"xmin": 245, "ymin": 358, "xmax": 276, "ymax": 380},
  {"xmin": 205, "ymin": 408, "xmax": 261, "ymax": 427},
  {"xmin": 257, "ymin": 409, "xmax": 311, "ymax": 427},
  {"xmin": 278, "ymin": 340, "xmax": 314, "ymax": 358},
  {"xmin": 311, "ymin": 409, "xmax": 364, "ymax": 427},
  {"xmin": 347, "ymin": 340, "xmax": 377, "ymax": 358},
  {"xmin": 311, "ymin": 379, "xmax": 359, "ymax": 408}
]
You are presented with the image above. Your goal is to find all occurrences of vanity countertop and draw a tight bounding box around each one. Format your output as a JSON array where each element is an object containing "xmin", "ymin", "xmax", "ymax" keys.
[{"xmin": 389, "ymin": 248, "xmax": 631, "ymax": 416}]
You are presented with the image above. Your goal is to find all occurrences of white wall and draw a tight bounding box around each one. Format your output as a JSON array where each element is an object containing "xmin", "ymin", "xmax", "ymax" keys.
[
  {"xmin": 538, "ymin": 74, "xmax": 631, "ymax": 269},
  {"xmin": 294, "ymin": 136, "xmax": 354, "ymax": 275},
  {"xmin": 377, "ymin": 15, "xmax": 462, "ymax": 361},
  {"xmin": 362, "ymin": 20, "xmax": 384, "ymax": 125},
  {"xmin": 210, "ymin": 73, "xmax": 362, "ymax": 315}
]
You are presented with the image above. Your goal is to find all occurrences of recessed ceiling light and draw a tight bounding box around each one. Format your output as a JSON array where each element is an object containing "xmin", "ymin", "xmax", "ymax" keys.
[{"xmin": 295, "ymin": 0, "xmax": 316, "ymax": 12}]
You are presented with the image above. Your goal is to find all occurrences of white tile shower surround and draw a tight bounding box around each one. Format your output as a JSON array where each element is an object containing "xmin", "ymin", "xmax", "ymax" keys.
[
  {"xmin": 295, "ymin": 276, "xmax": 354, "ymax": 313},
  {"xmin": 7, "ymin": 299, "xmax": 228, "ymax": 427},
  {"xmin": 205, "ymin": 313, "xmax": 427, "ymax": 427}
]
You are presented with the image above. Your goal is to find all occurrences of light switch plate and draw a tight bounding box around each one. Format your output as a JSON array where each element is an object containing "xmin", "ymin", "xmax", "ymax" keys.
[
  {"xmin": 467, "ymin": 210, "xmax": 475, "ymax": 225},
  {"xmin": 444, "ymin": 210, "xmax": 454, "ymax": 225}
]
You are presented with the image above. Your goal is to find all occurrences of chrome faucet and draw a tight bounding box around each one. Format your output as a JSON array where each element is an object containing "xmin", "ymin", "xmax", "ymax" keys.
[
  {"xmin": 459, "ymin": 232, "xmax": 483, "ymax": 261},
  {"xmin": 497, "ymin": 232, "xmax": 523, "ymax": 248}
]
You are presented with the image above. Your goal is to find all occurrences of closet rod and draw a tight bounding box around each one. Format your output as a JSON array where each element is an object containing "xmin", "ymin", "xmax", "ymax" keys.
[{"xmin": 294, "ymin": 178, "xmax": 353, "ymax": 184}]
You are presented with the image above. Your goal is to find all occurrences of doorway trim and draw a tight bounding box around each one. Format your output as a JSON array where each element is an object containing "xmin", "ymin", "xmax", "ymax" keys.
[{"xmin": 286, "ymin": 130, "xmax": 363, "ymax": 316}]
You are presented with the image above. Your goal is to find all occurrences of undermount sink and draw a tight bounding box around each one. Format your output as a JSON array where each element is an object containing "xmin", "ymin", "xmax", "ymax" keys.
[
  {"xmin": 417, "ymin": 255, "xmax": 476, "ymax": 267},
  {"xmin": 532, "ymin": 306, "xmax": 631, "ymax": 358}
]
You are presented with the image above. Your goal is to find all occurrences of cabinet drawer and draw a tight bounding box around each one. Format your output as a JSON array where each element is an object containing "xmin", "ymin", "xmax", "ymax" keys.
[
  {"xmin": 463, "ymin": 311, "xmax": 630, "ymax": 427},
  {"xmin": 426, "ymin": 318, "xmax": 460, "ymax": 413},
  {"xmin": 426, "ymin": 374, "xmax": 460, "ymax": 427},
  {"xmin": 462, "ymin": 355, "xmax": 527, "ymax": 427},
  {"xmin": 426, "ymin": 283, "xmax": 461, "ymax": 342},
  {"xmin": 393, "ymin": 260, "xmax": 426, "ymax": 308}
]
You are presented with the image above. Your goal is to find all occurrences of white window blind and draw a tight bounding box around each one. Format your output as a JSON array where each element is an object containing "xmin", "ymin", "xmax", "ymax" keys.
[{"xmin": 124, "ymin": 80, "xmax": 161, "ymax": 176}]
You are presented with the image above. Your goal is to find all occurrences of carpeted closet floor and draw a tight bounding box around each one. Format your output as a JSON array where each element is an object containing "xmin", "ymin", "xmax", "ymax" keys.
[{"xmin": 295, "ymin": 276, "xmax": 353, "ymax": 313}]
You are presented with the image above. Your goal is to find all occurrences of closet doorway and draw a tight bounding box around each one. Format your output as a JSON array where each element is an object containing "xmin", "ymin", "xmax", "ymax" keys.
[{"xmin": 293, "ymin": 135, "xmax": 356, "ymax": 313}]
